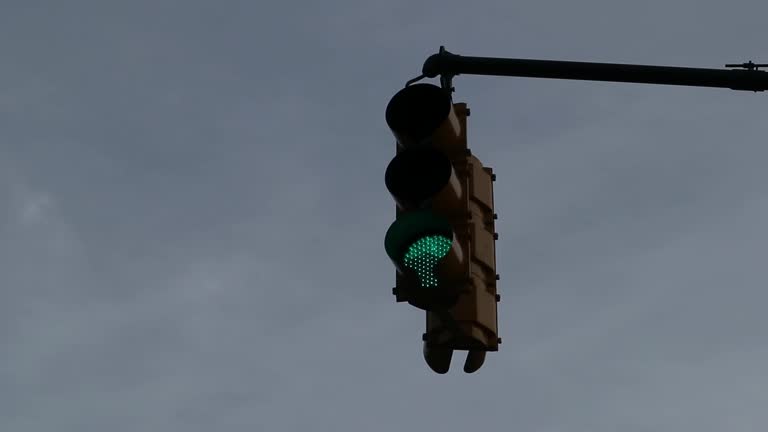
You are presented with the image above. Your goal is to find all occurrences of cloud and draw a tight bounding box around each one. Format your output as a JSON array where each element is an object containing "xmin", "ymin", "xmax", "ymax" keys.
[{"xmin": 3, "ymin": 0, "xmax": 768, "ymax": 431}]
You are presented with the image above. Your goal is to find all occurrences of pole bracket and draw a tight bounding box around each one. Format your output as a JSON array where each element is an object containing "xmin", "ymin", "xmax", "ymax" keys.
[{"xmin": 725, "ymin": 60, "xmax": 768, "ymax": 71}]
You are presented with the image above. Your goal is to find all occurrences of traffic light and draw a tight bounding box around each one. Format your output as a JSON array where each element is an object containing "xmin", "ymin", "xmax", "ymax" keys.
[{"xmin": 384, "ymin": 83, "xmax": 500, "ymax": 374}]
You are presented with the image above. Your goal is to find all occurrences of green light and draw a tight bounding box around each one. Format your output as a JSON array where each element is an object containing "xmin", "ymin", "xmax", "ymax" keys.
[{"xmin": 403, "ymin": 235, "xmax": 452, "ymax": 288}]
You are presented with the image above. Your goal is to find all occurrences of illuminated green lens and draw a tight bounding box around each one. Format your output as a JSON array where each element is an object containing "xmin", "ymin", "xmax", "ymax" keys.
[{"xmin": 403, "ymin": 235, "xmax": 452, "ymax": 288}]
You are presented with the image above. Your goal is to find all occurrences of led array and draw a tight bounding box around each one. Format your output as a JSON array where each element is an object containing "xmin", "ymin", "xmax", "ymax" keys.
[{"xmin": 403, "ymin": 235, "xmax": 452, "ymax": 288}]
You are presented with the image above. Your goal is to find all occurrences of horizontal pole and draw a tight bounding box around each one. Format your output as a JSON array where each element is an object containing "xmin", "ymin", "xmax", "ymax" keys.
[{"xmin": 422, "ymin": 50, "xmax": 768, "ymax": 92}]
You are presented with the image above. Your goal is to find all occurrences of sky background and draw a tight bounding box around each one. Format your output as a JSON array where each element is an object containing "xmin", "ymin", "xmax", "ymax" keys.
[{"xmin": 2, "ymin": 1, "xmax": 768, "ymax": 431}]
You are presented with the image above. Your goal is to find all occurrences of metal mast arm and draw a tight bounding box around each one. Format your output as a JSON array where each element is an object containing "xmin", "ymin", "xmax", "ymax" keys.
[{"xmin": 421, "ymin": 48, "xmax": 768, "ymax": 92}]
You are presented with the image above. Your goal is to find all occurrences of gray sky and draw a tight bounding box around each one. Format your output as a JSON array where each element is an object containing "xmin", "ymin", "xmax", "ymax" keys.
[{"xmin": 2, "ymin": 0, "xmax": 768, "ymax": 430}]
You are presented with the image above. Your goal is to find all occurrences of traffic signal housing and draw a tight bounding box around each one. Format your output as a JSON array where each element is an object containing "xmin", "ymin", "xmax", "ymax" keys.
[{"xmin": 384, "ymin": 83, "xmax": 500, "ymax": 374}]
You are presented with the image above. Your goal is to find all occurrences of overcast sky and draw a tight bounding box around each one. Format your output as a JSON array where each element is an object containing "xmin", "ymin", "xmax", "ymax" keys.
[{"xmin": 3, "ymin": 1, "xmax": 768, "ymax": 431}]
